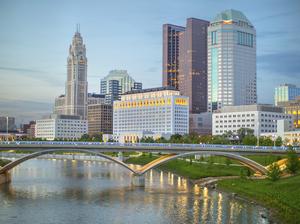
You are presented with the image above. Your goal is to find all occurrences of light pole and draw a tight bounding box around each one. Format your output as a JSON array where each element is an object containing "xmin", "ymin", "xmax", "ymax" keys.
[{"xmin": 6, "ymin": 116, "xmax": 9, "ymax": 142}]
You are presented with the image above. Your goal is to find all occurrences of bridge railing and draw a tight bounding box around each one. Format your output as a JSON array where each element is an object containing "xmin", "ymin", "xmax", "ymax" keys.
[{"xmin": 0, "ymin": 140, "xmax": 290, "ymax": 151}]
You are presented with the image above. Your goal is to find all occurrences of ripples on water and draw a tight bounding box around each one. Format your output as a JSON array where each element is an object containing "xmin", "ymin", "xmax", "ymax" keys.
[{"xmin": 0, "ymin": 159, "xmax": 270, "ymax": 224}]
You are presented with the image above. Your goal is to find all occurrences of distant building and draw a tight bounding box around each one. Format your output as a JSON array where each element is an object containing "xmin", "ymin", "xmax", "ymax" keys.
[
  {"xmin": 54, "ymin": 95, "xmax": 66, "ymax": 115},
  {"xmin": 189, "ymin": 113, "xmax": 212, "ymax": 135},
  {"xmin": 113, "ymin": 87, "xmax": 189, "ymax": 142},
  {"xmin": 87, "ymin": 93, "xmax": 106, "ymax": 105},
  {"xmin": 0, "ymin": 116, "xmax": 16, "ymax": 132},
  {"xmin": 88, "ymin": 104, "xmax": 113, "ymax": 135},
  {"xmin": 278, "ymin": 96, "xmax": 300, "ymax": 128},
  {"xmin": 22, "ymin": 121, "xmax": 36, "ymax": 138},
  {"xmin": 163, "ymin": 19, "xmax": 209, "ymax": 114},
  {"xmin": 208, "ymin": 9, "xmax": 257, "ymax": 112},
  {"xmin": 35, "ymin": 114, "xmax": 87, "ymax": 140},
  {"xmin": 100, "ymin": 70, "xmax": 142, "ymax": 104},
  {"xmin": 275, "ymin": 84, "xmax": 300, "ymax": 106},
  {"xmin": 162, "ymin": 24, "xmax": 185, "ymax": 89},
  {"xmin": 212, "ymin": 104, "xmax": 292, "ymax": 136},
  {"xmin": 101, "ymin": 79, "xmax": 121, "ymax": 104},
  {"xmin": 53, "ymin": 27, "xmax": 88, "ymax": 119}
]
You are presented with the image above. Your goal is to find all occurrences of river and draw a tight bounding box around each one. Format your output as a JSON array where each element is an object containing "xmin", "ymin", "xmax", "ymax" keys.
[{"xmin": 0, "ymin": 159, "xmax": 270, "ymax": 224}]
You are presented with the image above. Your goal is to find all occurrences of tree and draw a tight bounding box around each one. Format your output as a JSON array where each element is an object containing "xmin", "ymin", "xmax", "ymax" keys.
[
  {"xmin": 199, "ymin": 135, "xmax": 213, "ymax": 144},
  {"xmin": 237, "ymin": 128, "xmax": 254, "ymax": 142},
  {"xmin": 275, "ymin": 136, "xmax": 283, "ymax": 146},
  {"xmin": 80, "ymin": 134, "xmax": 90, "ymax": 142},
  {"xmin": 286, "ymin": 147, "xmax": 300, "ymax": 174},
  {"xmin": 169, "ymin": 134, "xmax": 183, "ymax": 143},
  {"xmin": 267, "ymin": 163, "xmax": 281, "ymax": 181},
  {"xmin": 242, "ymin": 135, "xmax": 257, "ymax": 146}
]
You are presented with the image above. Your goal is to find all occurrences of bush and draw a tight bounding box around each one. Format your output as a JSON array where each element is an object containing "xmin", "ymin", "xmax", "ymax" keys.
[
  {"xmin": 267, "ymin": 163, "xmax": 281, "ymax": 181},
  {"xmin": 286, "ymin": 148, "xmax": 300, "ymax": 174}
]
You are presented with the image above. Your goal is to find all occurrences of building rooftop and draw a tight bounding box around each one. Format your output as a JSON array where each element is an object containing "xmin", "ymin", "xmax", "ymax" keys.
[
  {"xmin": 216, "ymin": 104, "xmax": 284, "ymax": 113},
  {"xmin": 123, "ymin": 86, "xmax": 178, "ymax": 95},
  {"xmin": 211, "ymin": 9, "xmax": 252, "ymax": 26}
]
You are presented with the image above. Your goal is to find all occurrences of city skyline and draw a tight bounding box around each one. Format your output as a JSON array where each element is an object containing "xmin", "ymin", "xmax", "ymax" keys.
[{"xmin": 0, "ymin": 0, "xmax": 300, "ymax": 123}]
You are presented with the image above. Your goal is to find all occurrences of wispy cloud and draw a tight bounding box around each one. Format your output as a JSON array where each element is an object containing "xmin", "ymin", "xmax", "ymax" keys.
[
  {"xmin": 253, "ymin": 9, "xmax": 299, "ymax": 23},
  {"xmin": 0, "ymin": 65, "xmax": 64, "ymax": 86},
  {"xmin": 0, "ymin": 66, "xmax": 45, "ymax": 73}
]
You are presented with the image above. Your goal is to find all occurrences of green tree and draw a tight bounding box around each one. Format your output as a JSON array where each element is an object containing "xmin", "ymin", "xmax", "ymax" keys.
[
  {"xmin": 275, "ymin": 136, "xmax": 283, "ymax": 146},
  {"xmin": 242, "ymin": 135, "xmax": 257, "ymax": 146},
  {"xmin": 170, "ymin": 134, "xmax": 183, "ymax": 143},
  {"xmin": 80, "ymin": 134, "xmax": 90, "ymax": 142},
  {"xmin": 267, "ymin": 163, "xmax": 281, "ymax": 181},
  {"xmin": 237, "ymin": 128, "xmax": 254, "ymax": 142},
  {"xmin": 286, "ymin": 147, "xmax": 300, "ymax": 174}
]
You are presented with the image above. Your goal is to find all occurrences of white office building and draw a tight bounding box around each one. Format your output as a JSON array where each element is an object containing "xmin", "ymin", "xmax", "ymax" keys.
[
  {"xmin": 113, "ymin": 87, "xmax": 189, "ymax": 142},
  {"xmin": 212, "ymin": 104, "xmax": 293, "ymax": 136},
  {"xmin": 35, "ymin": 114, "xmax": 88, "ymax": 140},
  {"xmin": 208, "ymin": 9, "xmax": 257, "ymax": 112}
]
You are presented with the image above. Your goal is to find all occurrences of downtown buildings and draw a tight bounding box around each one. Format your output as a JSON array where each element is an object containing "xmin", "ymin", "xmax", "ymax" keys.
[
  {"xmin": 207, "ymin": 9, "xmax": 257, "ymax": 112},
  {"xmin": 113, "ymin": 87, "xmax": 189, "ymax": 142},
  {"xmin": 100, "ymin": 70, "xmax": 142, "ymax": 104}
]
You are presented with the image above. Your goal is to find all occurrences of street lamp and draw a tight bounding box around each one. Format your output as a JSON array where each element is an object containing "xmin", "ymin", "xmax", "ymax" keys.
[{"xmin": 6, "ymin": 116, "xmax": 9, "ymax": 142}]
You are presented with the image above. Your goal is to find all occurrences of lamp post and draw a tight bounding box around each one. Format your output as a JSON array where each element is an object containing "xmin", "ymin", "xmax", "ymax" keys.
[{"xmin": 6, "ymin": 116, "xmax": 9, "ymax": 142}]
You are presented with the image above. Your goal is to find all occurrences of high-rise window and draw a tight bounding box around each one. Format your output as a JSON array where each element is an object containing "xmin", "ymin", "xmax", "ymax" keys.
[{"xmin": 211, "ymin": 31, "xmax": 217, "ymax": 45}]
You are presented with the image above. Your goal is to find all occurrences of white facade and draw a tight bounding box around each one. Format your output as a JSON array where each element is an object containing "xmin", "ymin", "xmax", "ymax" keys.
[
  {"xmin": 208, "ymin": 9, "xmax": 257, "ymax": 112},
  {"xmin": 35, "ymin": 115, "xmax": 88, "ymax": 140},
  {"xmin": 212, "ymin": 105, "xmax": 293, "ymax": 136},
  {"xmin": 113, "ymin": 87, "xmax": 189, "ymax": 142}
]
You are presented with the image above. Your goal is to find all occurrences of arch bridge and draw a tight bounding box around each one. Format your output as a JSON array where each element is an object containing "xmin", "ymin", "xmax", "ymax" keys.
[{"xmin": 0, "ymin": 149, "xmax": 268, "ymax": 181}]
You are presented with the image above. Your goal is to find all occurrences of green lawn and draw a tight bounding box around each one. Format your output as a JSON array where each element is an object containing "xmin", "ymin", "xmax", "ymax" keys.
[
  {"xmin": 126, "ymin": 155, "xmax": 243, "ymax": 179},
  {"xmin": 218, "ymin": 175, "xmax": 300, "ymax": 224},
  {"xmin": 0, "ymin": 159, "xmax": 11, "ymax": 167}
]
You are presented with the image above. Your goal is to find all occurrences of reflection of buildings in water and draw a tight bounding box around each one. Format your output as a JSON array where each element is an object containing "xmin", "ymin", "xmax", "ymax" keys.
[
  {"xmin": 202, "ymin": 187, "xmax": 209, "ymax": 222},
  {"xmin": 217, "ymin": 193, "xmax": 223, "ymax": 224},
  {"xmin": 160, "ymin": 171, "xmax": 164, "ymax": 186}
]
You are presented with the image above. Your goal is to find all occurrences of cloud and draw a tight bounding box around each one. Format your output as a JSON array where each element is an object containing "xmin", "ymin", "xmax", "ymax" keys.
[
  {"xmin": 253, "ymin": 9, "xmax": 299, "ymax": 23},
  {"xmin": 258, "ymin": 52, "xmax": 300, "ymax": 77},
  {"xmin": 0, "ymin": 66, "xmax": 45, "ymax": 73},
  {"xmin": 0, "ymin": 65, "xmax": 64, "ymax": 86}
]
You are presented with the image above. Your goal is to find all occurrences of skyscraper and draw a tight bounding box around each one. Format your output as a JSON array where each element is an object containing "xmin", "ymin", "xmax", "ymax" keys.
[
  {"xmin": 64, "ymin": 27, "xmax": 88, "ymax": 119},
  {"xmin": 178, "ymin": 18, "xmax": 209, "ymax": 113},
  {"xmin": 207, "ymin": 9, "xmax": 257, "ymax": 112},
  {"xmin": 100, "ymin": 70, "xmax": 142, "ymax": 104},
  {"xmin": 162, "ymin": 24, "xmax": 185, "ymax": 89}
]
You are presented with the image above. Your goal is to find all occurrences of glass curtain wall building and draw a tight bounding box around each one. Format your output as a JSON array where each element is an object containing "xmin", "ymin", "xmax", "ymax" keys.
[
  {"xmin": 207, "ymin": 9, "xmax": 257, "ymax": 112},
  {"xmin": 275, "ymin": 84, "xmax": 300, "ymax": 106}
]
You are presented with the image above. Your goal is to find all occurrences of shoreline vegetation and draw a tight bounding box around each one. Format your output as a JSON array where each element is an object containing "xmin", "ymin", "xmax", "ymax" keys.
[
  {"xmin": 125, "ymin": 153, "xmax": 300, "ymax": 224},
  {"xmin": 0, "ymin": 159, "xmax": 11, "ymax": 167}
]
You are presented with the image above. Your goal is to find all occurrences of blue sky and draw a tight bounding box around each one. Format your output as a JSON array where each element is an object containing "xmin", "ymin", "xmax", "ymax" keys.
[{"xmin": 0, "ymin": 0, "xmax": 300, "ymax": 123}]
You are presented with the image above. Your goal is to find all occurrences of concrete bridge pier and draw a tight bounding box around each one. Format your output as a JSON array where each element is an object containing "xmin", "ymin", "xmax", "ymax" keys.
[
  {"xmin": 0, "ymin": 171, "xmax": 11, "ymax": 185},
  {"xmin": 131, "ymin": 174, "xmax": 145, "ymax": 187},
  {"xmin": 117, "ymin": 152, "xmax": 124, "ymax": 162}
]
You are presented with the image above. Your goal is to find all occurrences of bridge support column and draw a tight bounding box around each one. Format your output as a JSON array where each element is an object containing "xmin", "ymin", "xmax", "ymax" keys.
[
  {"xmin": 0, "ymin": 172, "xmax": 11, "ymax": 185},
  {"xmin": 117, "ymin": 152, "xmax": 124, "ymax": 162},
  {"xmin": 131, "ymin": 174, "xmax": 145, "ymax": 187}
]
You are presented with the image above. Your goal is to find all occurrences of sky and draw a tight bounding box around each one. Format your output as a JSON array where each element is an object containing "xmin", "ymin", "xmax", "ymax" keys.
[{"xmin": 0, "ymin": 0, "xmax": 300, "ymax": 124}]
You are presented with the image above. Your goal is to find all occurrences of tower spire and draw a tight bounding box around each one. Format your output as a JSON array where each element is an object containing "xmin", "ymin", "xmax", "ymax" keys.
[{"xmin": 76, "ymin": 24, "xmax": 80, "ymax": 33}]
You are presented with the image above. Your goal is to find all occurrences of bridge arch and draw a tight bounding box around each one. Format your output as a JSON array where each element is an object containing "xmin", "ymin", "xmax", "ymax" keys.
[
  {"xmin": 138, "ymin": 151, "xmax": 268, "ymax": 175},
  {"xmin": 0, "ymin": 149, "xmax": 138, "ymax": 175}
]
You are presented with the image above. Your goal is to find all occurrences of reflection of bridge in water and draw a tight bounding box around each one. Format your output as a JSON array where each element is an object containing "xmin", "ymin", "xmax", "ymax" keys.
[{"xmin": 1, "ymin": 141, "xmax": 299, "ymax": 186}]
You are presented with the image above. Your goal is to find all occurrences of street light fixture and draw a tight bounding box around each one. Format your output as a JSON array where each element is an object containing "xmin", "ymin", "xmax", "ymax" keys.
[{"xmin": 6, "ymin": 116, "xmax": 9, "ymax": 142}]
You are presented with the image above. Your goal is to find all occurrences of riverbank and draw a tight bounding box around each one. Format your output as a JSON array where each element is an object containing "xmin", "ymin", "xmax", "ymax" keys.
[
  {"xmin": 125, "ymin": 155, "xmax": 243, "ymax": 179},
  {"xmin": 218, "ymin": 174, "xmax": 300, "ymax": 224}
]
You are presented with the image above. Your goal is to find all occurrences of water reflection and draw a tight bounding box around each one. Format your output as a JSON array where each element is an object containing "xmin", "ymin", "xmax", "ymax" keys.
[{"xmin": 0, "ymin": 159, "xmax": 270, "ymax": 224}]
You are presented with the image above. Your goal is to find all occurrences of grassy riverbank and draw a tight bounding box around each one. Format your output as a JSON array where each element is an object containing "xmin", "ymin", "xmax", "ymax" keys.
[
  {"xmin": 126, "ymin": 155, "xmax": 243, "ymax": 179},
  {"xmin": 0, "ymin": 159, "xmax": 11, "ymax": 167},
  {"xmin": 218, "ymin": 174, "xmax": 300, "ymax": 224}
]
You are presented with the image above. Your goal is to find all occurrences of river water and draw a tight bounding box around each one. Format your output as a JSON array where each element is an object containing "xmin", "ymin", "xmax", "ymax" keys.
[{"xmin": 0, "ymin": 159, "xmax": 270, "ymax": 224}]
